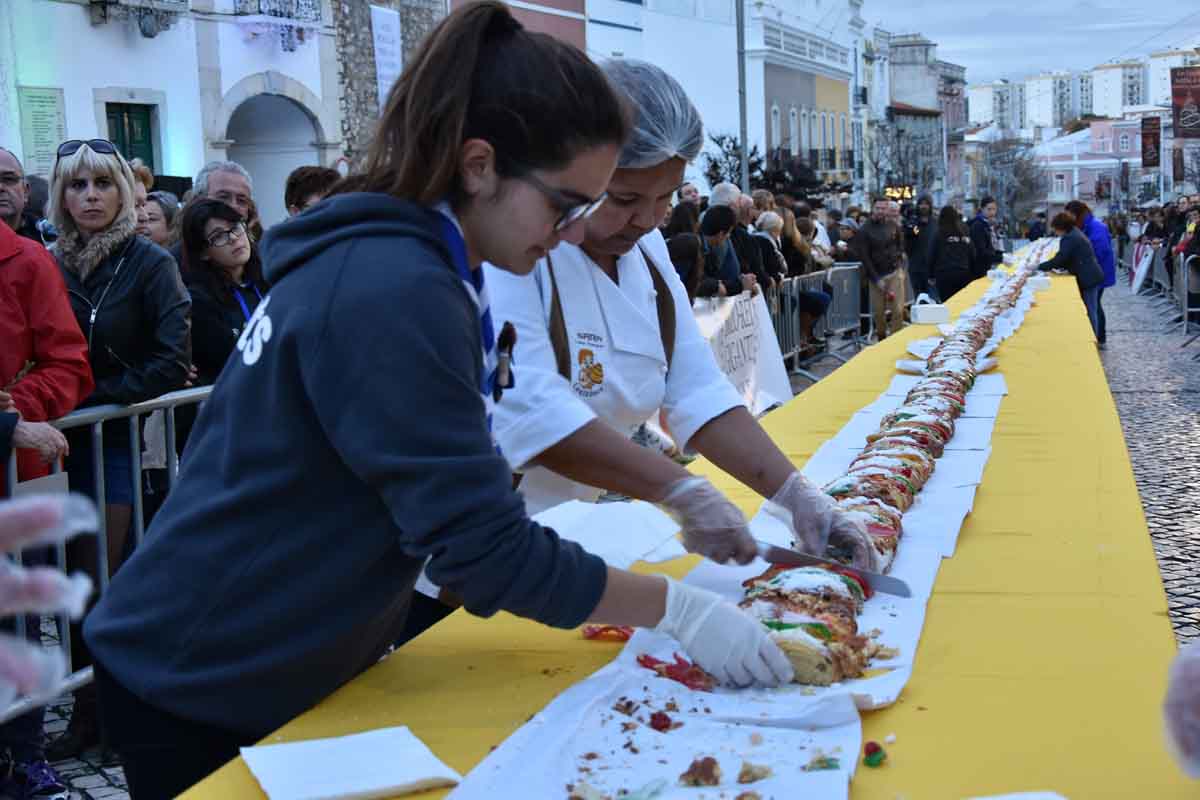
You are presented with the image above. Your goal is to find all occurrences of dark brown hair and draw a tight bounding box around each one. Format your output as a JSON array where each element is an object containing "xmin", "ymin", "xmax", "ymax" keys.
[
  {"xmin": 285, "ymin": 166, "xmax": 341, "ymax": 210},
  {"xmin": 663, "ymin": 202, "xmax": 699, "ymax": 238},
  {"xmin": 1064, "ymin": 200, "xmax": 1091, "ymax": 228},
  {"xmin": 181, "ymin": 199, "xmax": 268, "ymax": 306},
  {"xmin": 349, "ymin": 1, "xmax": 629, "ymax": 205},
  {"xmin": 1051, "ymin": 212, "xmax": 1077, "ymax": 233},
  {"xmin": 667, "ymin": 232, "xmax": 703, "ymax": 302},
  {"xmin": 937, "ymin": 205, "xmax": 966, "ymax": 237}
]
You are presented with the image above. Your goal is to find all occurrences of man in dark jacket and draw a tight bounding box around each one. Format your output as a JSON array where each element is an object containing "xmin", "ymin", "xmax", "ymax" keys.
[
  {"xmin": 697, "ymin": 204, "xmax": 750, "ymax": 298},
  {"xmin": 905, "ymin": 195, "xmax": 937, "ymax": 297},
  {"xmin": 854, "ymin": 197, "xmax": 907, "ymax": 340},
  {"xmin": 1038, "ymin": 212, "xmax": 1105, "ymax": 344},
  {"xmin": 969, "ymin": 196, "xmax": 1004, "ymax": 278},
  {"xmin": 731, "ymin": 195, "xmax": 772, "ymax": 289},
  {"xmin": 1027, "ymin": 212, "xmax": 1047, "ymax": 241}
]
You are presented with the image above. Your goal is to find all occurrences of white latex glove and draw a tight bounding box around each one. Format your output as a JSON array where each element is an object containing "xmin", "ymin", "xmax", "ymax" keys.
[
  {"xmin": 827, "ymin": 511, "xmax": 881, "ymax": 571},
  {"xmin": 0, "ymin": 495, "xmax": 98, "ymax": 706},
  {"xmin": 1165, "ymin": 640, "xmax": 1200, "ymax": 777},
  {"xmin": 770, "ymin": 471, "xmax": 836, "ymax": 556},
  {"xmin": 658, "ymin": 477, "xmax": 757, "ymax": 565},
  {"xmin": 654, "ymin": 577, "xmax": 794, "ymax": 688}
]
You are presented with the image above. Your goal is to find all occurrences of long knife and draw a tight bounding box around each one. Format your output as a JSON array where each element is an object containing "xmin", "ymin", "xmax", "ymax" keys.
[{"xmin": 755, "ymin": 541, "xmax": 912, "ymax": 598}]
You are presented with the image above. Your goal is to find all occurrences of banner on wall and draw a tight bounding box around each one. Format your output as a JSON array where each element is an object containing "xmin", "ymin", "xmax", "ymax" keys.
[
  {"xmin": 370, "ymin": 6, "xmax": 403, "ymax": 112},
  {"xmin": 1141, "ymin": 116, "xmax": 1161, "ymax": 168},
  {"xmin": 693, "ymin": 292, "xmax": 793, "ymax": 415},
  {"xmin": 1172, "ymin": 66, "xmax": 1200, "ymax": 140}
]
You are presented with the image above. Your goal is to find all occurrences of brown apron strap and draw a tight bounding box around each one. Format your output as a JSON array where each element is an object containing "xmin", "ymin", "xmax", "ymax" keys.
[
  {"xmin": 545, "ymin": 252, "xmax": 573, "ymax": 380},
  {"xmin": 639, "ymin": 242, "xmax": 676, "ymax": 369}
]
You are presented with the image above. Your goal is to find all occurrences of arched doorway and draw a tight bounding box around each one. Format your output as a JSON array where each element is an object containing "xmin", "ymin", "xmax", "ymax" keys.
[{"xmin": 227, "ymin": 94, "xmax": 320, "ymax": 227}]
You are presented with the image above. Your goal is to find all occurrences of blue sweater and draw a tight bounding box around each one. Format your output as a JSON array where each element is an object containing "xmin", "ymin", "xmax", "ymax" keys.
[
  {"xmin": 1081, "ymin": 213, "xmax": 1116, "ymax": 288},
  {"xmin": 85, "ymin": 193, "xmax": 608, "ymax": 735}
]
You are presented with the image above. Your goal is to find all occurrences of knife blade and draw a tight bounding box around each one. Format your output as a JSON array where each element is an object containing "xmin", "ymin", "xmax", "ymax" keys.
[{"xmin": 755, "ymin": 541, "xmax": 912, "ymax": 598}]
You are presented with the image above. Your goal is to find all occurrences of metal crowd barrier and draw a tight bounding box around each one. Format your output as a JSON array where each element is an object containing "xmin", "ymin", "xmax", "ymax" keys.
[
  {"xmin": 766, "ymin": 278, "xmax": 802, "ymax": 364},
  {"xmin": 1, "ymin": 386, "xmax": 211, "ymax": 724},
  {"xmin": 1179, "ymin": 255, "xmax": 1200, "ymax": 351},
  {"xmin": 790, "ymin": 264, "xmax": 864, "ymax": 383}
]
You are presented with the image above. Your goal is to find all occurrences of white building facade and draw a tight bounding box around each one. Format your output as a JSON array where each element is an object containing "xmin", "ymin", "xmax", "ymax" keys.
[
  {"xmin": 1024, "ymin": 71, "xmax": 1076, "ymax": 128},
  {"xmin": 0, "ymin": 0, "xmax": 342, "ymax": 226},
  {"xmin": 1091, "ymin": 61, "xmax": 1147, "ymax": 119},
  {"xmin": 1149, "ymin": 48, "xmax": 1200, "ymax": 107},
  {"xmin": 586, "ymin": 0, "xmax": 860, "ymax": 193}
]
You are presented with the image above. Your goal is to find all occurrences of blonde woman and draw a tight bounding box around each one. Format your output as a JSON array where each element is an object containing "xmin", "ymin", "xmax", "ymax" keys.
[{"xmin": 47, "ymin": 138, "xmax": 190, "ymax": 760}]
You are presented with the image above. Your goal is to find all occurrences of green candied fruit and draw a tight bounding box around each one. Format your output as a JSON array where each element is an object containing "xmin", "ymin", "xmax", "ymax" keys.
[
  {"xmin": 761, "ymin": 619, "xmax": 801, "ymax": 632},
  {"xmin": 802, "ymin": 756, "xmax": 841, "ymax": 772},
  {"xmin": 800, "ymin": 622, "xmax": 834, "ymax": 641},
  {"xmin": 836, "ymin": 574, "xmax": 865, "ymax": 603}
]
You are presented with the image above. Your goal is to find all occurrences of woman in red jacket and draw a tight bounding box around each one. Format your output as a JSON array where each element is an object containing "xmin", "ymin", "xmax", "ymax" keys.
[{"xmin": 0, "ymin": 220, "xmax": 93, "ymax": 487}]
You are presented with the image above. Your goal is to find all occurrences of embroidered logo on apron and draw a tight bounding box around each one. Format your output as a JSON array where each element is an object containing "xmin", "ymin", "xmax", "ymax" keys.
[{"xmin": 574, "ymin": 348, "xmax": 605, "ymax": 396}]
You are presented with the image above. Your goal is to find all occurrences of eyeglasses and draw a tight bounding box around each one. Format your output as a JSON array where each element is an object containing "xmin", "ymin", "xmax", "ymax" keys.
[
  {"xmin": 56, "ymin": 139, "xmax": 119, "ymax": 162},
  {"xmin": 518, "ymin": 173, "xmax": 607, "ymax": 232},
  {"xmin": 206, "ymin": 221, "xmax": 247, "ymax": 248}
]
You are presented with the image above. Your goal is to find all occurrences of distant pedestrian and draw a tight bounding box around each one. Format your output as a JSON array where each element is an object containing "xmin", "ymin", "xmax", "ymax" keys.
[
  {"xmin": 1027, "ymin": 211, "xmax": 1047, "ymax": 240},
  {"xmin": 662, "ymin": 201, "xmax": 700, "ymax": 238},
  {"xmin": 284, "ymin": 166, "xmax": 340, "ymax": 217},
  {"xmin": 677, "ymin": 181, "xmax": 700, "ymax": 207},
  {"xmin": 857, "ymin": 197, "xmax": 907, "ymax": 341},
  {"xmin": 905, "ymin": 194, "xmax": 937, "ymax": 297},
  {"xmin": 930, "ymin": 205, "xmax": 976, "ymax": 302},
  {"xmin": 141, "ymin": 190, "xmax": 179, "ymax": 248},
  {"xmin": 969, "ymin": 196, "xmax": 1003, "ymax": 277},
  {"xmin": 1066, "ymin": 200, "xmax": 1115, "ymax": 346},
  {"xmin": 1037, "ymin": 212, "xmax": 1105, "ymax": 345}
]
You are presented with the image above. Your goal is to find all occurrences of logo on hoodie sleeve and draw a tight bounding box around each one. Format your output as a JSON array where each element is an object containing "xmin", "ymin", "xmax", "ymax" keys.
[{"xmin": 237, "ymin": 295, "xmax": 273, "ymax": 366}]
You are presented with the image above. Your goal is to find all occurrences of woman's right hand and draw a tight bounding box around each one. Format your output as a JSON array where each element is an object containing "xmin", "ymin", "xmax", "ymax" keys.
[
  {"xmin": 654, "ymin": 577, "xmax": 793, "ymax": 688},
  {"xmin": 12, "ymin": 421, "xmax": 69, "ymax": 465},
  {"xmin": 658, "ymin": 477, "xmax": 758, "ymax": 565}
]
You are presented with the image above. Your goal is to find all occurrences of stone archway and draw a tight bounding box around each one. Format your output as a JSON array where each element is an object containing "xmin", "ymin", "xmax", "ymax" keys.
[{"xmin": 210, "ymin": 70, "xmax": 341, "ymax": 226}]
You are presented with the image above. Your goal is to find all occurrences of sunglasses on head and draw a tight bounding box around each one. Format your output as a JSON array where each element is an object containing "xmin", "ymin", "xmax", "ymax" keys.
[{"xmin": 56, "ymin": 139, "xmax": 119, "ymax": 162}]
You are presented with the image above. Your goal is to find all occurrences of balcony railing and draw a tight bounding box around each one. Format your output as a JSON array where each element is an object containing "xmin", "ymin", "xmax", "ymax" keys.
[{"xmin": 235, "ymin": 0, "xmax": 322, "ymax": 23}]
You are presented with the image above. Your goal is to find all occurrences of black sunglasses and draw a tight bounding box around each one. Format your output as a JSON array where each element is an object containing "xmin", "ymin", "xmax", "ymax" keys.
[{"xmin": 56, "ymin": 139, "xmax": 119, "ymax": 162}]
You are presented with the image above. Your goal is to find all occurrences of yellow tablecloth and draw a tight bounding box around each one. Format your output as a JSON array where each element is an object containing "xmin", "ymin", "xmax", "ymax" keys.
[{"xmin": 185, "ymin": 276, "xmax": 1190, "ymax": 799}]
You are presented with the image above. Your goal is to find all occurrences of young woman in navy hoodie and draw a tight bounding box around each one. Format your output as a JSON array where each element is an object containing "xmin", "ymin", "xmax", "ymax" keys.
[{"xmin": 84, "ymin": 4, "xmax": 792, "ymax": 796}]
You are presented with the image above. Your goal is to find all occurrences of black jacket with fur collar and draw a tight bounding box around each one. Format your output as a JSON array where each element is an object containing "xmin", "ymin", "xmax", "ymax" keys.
[{"xmin": 56, "ymin": 229, "xmax": 191, "ymax": 406}]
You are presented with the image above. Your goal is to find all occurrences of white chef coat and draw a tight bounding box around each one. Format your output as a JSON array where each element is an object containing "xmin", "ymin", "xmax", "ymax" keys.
[{"xmin": 487, "ymin": 228, "xmax": 745, "ymax": 515}]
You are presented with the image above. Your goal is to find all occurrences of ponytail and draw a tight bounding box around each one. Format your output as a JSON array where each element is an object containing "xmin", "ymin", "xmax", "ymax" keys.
[{"xmin": 350, "ymin": 1, "xmax": 629, "ymax": 205}]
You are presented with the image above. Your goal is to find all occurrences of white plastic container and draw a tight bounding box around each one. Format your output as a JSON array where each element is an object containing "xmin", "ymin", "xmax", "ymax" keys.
[
  {"xmin": 1029, "ymin": 275, "xmax": 1052, "ymax": 291},
  {"xmin": 910, "ymin": 293, "xmax": 950, "ymax": 324}
]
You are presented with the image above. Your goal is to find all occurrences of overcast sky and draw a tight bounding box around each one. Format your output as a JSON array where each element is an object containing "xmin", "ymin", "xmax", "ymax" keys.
[{"xmin": 863, "ymin": 3, "xmax": 1200, "ymax": 84}]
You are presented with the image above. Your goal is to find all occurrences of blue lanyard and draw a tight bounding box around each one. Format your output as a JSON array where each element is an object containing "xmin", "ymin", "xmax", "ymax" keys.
[{"xmin": 232, "ymin": 283, "xmax": 264, "ymax": 323}]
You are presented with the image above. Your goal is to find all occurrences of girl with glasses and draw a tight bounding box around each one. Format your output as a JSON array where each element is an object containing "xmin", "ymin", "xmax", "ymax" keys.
[
  {"xmin": 180, "ymin": 199, "xmax": 269, "ymax": 387},
  {"xmin": 46, "ymin": 139, "xmax": 191, "ymax": 760},
  {"xmin": 83, "ymin": 5, "xmax": 792, "ymax": 797}
]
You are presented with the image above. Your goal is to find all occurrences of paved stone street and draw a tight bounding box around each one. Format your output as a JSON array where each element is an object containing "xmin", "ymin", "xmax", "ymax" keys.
[
  {"xmin": 1100, "ymin": 282, "xmax": 1200, "ymax": 645},
  {"xmin": 43, "ymin": 282, "xmax": 1198, "ymax": 798}
]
